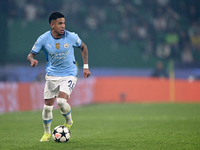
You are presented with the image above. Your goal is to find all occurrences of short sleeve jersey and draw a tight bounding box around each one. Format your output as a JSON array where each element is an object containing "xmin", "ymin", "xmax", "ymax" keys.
[{"xmin": 31, "ymin": 30, "xmax": 82, "ymax": 77}]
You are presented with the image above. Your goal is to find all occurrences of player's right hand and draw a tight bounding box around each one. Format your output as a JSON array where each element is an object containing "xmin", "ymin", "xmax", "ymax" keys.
[
  {"xmin": 31, "ymin": 59, "xmax": 38, "ymax": 67},
  {"xmin": 83, "ymin": 69, "xmax": 91, "ymax": 78}
]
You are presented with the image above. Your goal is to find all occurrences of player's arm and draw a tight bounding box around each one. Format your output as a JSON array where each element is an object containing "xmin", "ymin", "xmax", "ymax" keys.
[
  {"xmin": 27, "ymin": 52, "xmax": 38, "ymax": 67},
  {"xmin": 80, "ymin": 42, "xmax": 91, "ymax": 78}
]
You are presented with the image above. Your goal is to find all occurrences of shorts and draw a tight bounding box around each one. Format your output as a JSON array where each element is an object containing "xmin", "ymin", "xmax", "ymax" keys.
[{"xmin": 43, "ymin": 75, "xmax": 77, "ymax": 99}]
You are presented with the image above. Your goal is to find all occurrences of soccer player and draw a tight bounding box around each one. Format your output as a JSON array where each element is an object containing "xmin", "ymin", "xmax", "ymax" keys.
[{"xmin": 27, "ymin": 12, "xmax": 91, "ymax": 142}]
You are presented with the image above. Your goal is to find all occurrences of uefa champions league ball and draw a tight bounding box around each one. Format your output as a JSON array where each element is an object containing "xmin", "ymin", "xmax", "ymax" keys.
[{"xmin": 52, "ymin": 125, "xmax": 71, "ymax": 142}]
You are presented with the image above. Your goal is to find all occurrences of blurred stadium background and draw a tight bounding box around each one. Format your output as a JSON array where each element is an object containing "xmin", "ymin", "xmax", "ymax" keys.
[{"xmin": 1, "ymin": 0, "xmax": 200, "ymax": 113}]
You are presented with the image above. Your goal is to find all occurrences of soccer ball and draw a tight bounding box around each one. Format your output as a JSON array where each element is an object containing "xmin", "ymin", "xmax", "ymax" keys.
[{"xmin": 52, "ymin": 125, "xmax": 71, "ymax": 142}]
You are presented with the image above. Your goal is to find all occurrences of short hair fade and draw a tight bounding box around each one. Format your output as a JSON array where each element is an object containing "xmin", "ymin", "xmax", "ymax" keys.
[{"xmin": 48, "ymin": 12, "xmax": 64, "ymax": 24}]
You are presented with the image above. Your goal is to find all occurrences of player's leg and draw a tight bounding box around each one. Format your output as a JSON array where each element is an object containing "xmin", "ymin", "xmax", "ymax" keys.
[
  {"xmin": 40, "ymin": 98, "xmax": 56, "ymax": 142},
  {"xmin": 42, "ymin": 98, "xmax": 56, "ymax": 134},
  {"xmin": 57, "ymin": 76, "xmax": 77, "ymax": 129},
  {"xmin": 40, "ymin": 76, "xmax": 59, "ymax": 142},
  {"xmin": 57, "ymin": 92, "xmax": 73, "ymax": 129}
]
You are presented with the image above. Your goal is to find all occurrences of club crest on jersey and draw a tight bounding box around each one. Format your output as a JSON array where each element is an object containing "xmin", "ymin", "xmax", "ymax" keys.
[
  {"xmin": 64, "ymin": 43, "xmax": 69, "ymax": 48},
  {"xmin": 55, "ymin": 43, "xmax": 60, "ymax": 49}
]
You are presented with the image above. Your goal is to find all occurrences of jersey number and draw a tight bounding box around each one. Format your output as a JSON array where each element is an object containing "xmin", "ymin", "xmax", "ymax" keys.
[{"xmin": 68, "ymin": 80, "xmax": 75, "ymax": 92}]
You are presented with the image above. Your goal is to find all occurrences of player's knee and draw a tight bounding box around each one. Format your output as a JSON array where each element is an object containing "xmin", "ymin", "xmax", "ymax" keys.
[
  {"xmin": 43, "ymin": 104, "xmax": 53, "ymax": 112},
  {"xmin": 57, "ymin": 98, "xmax": 71, "ymax": 113},
  {"xmin": 57, "ymin": 98, "xmax": 67, "ymax": 108}
]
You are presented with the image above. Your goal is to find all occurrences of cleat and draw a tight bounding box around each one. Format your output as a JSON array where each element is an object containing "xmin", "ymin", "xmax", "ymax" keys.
[
  {"xmin": 39, "ymin": 133, "xmax": 51, "ymax": 142},
  {"xmin": 63, "ymin": 120, "xmax": 73, "ymax": 130}
]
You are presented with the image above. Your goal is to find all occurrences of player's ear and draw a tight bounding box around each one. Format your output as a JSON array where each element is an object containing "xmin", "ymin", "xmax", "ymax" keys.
[
  {"xmin": 50, "ymin": 22, "xmax": 54, "ymax": 28},
  {"xmin": 50, "ymin": 20, "xmax": 56, "ymax": 28}
]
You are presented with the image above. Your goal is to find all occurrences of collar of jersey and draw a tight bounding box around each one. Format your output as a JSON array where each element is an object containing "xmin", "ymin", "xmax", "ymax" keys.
[{"xmin": 50, "ymin": 30, "xmax": 68, "ymax": 39}]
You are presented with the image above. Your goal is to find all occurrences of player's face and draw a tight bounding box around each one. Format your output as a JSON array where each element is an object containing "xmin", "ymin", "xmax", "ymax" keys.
[{"xmin": 51, "ymin": 18, "xmax": 65, "ymax": 36}]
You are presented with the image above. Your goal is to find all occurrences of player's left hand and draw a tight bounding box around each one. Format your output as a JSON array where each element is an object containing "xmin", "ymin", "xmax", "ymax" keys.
[{"xmin": 83, "ymin": 69, "xmax": 91, "ymax": 78}]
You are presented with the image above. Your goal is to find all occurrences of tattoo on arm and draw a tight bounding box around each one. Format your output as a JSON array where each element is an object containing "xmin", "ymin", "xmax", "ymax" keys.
[
  {"xmin": 27, "ymin": 53, "xmax": 36, "ymax": 63},
  {"xmin": 81, "ymin": 42, "xmax": 88, "ymax": 64}
]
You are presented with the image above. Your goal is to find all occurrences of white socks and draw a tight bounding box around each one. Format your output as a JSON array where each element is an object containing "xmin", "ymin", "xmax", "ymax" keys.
[
  {"xmin": 57, "ymin": 98, "xmax": 72, "ymax": 125},
  {"xmin": 42, "ymin": 104, "xmax": 53, "ymax": 134},
  {"xmin": 42, "ymin": 98, "xmax": 72, "ymax": 134}
]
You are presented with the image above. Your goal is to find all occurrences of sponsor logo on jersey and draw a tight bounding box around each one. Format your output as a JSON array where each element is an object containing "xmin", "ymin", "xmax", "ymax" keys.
[
  {"xmin": 64, "ymin": 43, "xmax": 69, "ymax": 48},
  {"xmin": 55, "ymin": 43, "xmax": 60, "ymax": 49},
  {"xmin": 49, "ymin": 51, "xmax": 69, "ymax": 59}
]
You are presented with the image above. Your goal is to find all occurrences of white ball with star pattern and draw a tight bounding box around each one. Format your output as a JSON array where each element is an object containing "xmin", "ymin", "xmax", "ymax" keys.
[{"xmin": 52, "ymin": 125, "xmax": 71, "ymax": 142}]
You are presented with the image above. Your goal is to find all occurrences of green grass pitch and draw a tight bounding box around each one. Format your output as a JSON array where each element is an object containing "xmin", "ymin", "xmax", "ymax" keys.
[{"xmin": 0, "ymin": 103, "xmax": 200, "ymax": 150}]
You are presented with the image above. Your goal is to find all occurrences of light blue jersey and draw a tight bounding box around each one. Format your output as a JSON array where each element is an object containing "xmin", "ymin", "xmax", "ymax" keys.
[{"xmin": 31, "ymin": 30, "xmax": 82, "ymax": 77}]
